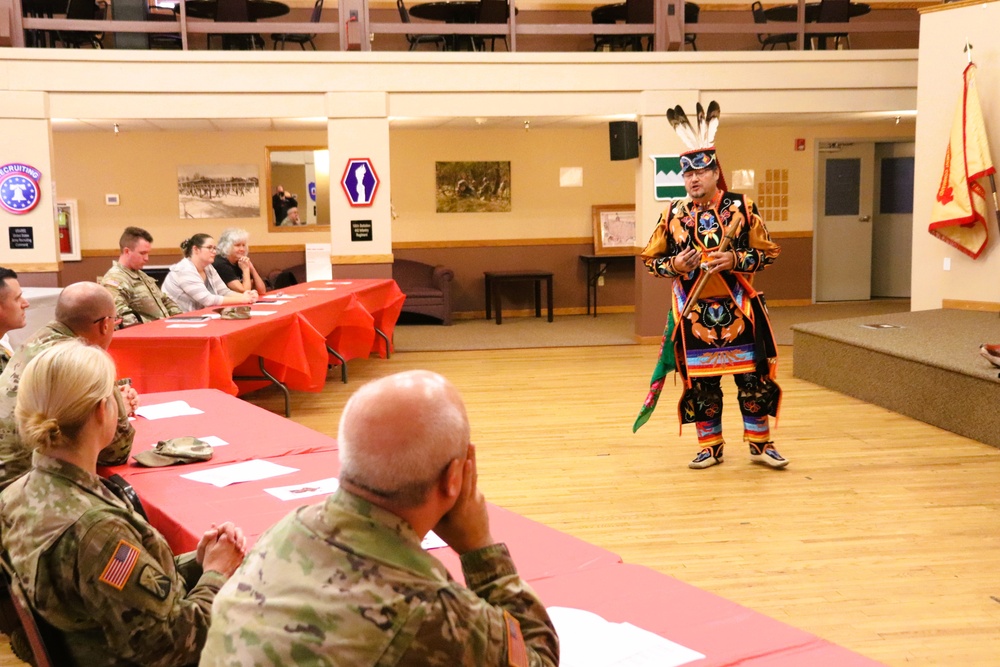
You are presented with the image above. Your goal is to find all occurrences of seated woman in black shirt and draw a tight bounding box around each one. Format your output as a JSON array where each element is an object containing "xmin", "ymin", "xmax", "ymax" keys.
[{"xmin": 213, "ymin": 228, "xmax": 267, "ymax": 295}]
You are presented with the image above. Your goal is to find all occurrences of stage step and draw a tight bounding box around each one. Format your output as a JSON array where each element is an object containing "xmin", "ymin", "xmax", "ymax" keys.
[{"xmin": 792, "ymin": 309, "xmax": 1000, "ymax": 449}]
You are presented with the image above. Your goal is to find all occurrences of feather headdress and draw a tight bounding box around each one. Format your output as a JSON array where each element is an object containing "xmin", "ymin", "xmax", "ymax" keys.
[{"xmin": 666, "ymin": 101, "xmax": 722, "ymax": 177}]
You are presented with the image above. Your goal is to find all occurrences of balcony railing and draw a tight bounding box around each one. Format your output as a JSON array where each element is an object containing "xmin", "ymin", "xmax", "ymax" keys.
[{"xmin": 5, "ymin": 0, "xmax": 920, "ymax": 51}]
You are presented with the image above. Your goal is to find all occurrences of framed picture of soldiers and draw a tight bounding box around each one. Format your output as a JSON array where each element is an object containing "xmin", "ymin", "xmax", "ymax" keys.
[
  {"xmin": 177, "ymin": 165, "xmax": 260, "ymax": 219},
  {"xmin": 592, "ymin": 204, "xmax": 636, "ymax": 256}
]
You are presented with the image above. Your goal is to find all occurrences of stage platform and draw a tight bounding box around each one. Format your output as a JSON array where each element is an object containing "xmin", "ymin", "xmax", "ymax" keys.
[{"xmin": 793, "ymin": 309, "xmax": 1000, "ymax": 449}]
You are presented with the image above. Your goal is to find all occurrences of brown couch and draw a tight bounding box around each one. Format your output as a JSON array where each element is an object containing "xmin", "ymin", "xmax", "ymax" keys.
[{"xmin": 392, "ymin": 259, "xmax": 454, "ymax": 325}]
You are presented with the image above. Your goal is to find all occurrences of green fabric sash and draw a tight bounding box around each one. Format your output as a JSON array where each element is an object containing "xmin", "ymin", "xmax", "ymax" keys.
[{"xmin": 633, "ymin": 308, "xmax": 676, "ymax": 433}]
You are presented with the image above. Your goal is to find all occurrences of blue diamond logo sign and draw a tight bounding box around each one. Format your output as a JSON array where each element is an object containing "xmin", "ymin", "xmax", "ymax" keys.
[{"xmin": 652, "ymin": 155, "xmax": 686, "ymax": 201}]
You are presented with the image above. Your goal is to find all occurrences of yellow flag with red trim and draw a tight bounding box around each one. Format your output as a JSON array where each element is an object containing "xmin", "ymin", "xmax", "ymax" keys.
[{"xmin": 928, "ymin": 63, "xmax": 996, "ymax": 259}]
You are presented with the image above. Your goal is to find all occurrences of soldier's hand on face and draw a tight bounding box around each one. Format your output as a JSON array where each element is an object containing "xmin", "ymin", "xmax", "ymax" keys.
[
  {"xmin": 118, "ymin": 385, "xmax": 140, "ymax": 416},
  {"xmin": 672, "ymin": 247, "xmax": 700, "ymax": 273},
  {"xmin": 704, "ymin": 250, "xmax": 735, "ymax": 274},
  {"xmin": 433, "ymin": 444, "xmax": 494, "ymax": 555}
]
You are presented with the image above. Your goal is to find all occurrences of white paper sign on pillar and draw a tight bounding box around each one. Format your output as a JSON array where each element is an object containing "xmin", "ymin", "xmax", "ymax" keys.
[{"xmin": 305, "ymin": 243, "xmax": 333, "ymax": 281}]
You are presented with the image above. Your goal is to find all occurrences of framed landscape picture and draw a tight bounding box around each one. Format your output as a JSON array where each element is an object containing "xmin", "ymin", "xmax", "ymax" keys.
[
  {"xmin": 435, "ymin": 161, "xmax": 511, "ymax": 213},
  {"xmin": 592, "ymin": 204, "xmax": 636, "ymax": 256}
]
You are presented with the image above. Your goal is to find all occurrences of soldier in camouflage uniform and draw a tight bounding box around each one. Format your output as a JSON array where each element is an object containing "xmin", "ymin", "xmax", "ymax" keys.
[
  {"xmin": 101, "ymin": 226, "xmax": 182, "ymax": 328},
  {"xmin": 201, "ymin": 370, "xmax": 560, "ymax": 667},
  {"xmin": 0, "ymin": 267, "xmax": 29, "ymax": 374},
  {"xmin": 0, "ymin": 283, "xmax": 135, "ymax": 489},
  {"xmin": 0, "ymin": 341, "xmax": 247, "ymax": 666}
]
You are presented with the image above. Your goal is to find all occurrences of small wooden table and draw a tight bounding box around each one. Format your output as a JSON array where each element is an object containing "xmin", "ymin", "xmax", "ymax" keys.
[{"xmin": 483, "ymin": 271, "xmax": 553, "ymax": 325}]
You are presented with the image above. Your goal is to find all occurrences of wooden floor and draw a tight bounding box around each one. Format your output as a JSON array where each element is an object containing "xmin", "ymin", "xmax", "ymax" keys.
[{"xmin": 3, "ymin": 344, "xmax": 999, "ymax": 666}]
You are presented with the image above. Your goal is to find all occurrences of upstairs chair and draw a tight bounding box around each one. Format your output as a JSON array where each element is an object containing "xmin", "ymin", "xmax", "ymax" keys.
[
  {"xmin": 272, "ymin": 0, "xmax": 323, "ymax": 49},
  {"xmin": 751, "ymin": 0, "xmax": 796, "ymax": 50},
  {"xmin": 624, "ymin": 0, "xmax": 653, "ymax": 51},
  {"xmin": 110, "ymin": 0, "xmax": 158, "ymax": 49},
  {"xmin": 148, "ymin": 3, "xmax": 184, "ymax": 50},
  {"xmin": 473, "ymin": 0, "xmax": 509, "ymax": 51},
  {"xmin": 590, "ymin": 4, "xmax": 625, "ymax": 51},
  {"xmin": 208, "ymin": 0, "xmax": 260, "ymax": 50},
  {"xmin": 56, "ymin": 0, "xmax": 106, "ymax": 48},
  {"xmin": 684, "ymin": 1, "xmax": 699, "ymax": 50},
  {"xmin": 815, "ymin": 0, "xmax": 850, "ymax": 49},
  {"xmin": 397, "ymin": 0, "xmax": 446, "ymax": 51}
]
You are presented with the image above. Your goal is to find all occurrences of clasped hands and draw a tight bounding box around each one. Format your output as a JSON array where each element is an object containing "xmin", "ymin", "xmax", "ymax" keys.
[
  {"xmin": 196, "ymin": 521, "xmax": 247, "ymax": 578},
  {"xmin": 672, "ymin": 247, "xmax": 735, "ymax": 275}
]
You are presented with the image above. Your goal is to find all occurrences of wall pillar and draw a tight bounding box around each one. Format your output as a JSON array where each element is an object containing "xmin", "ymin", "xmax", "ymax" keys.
[
  {"xmin": 634, "ymin": 90, "xmax": 696, "ymax": 339},
  {"xmin": 326, "ymin": 92, "xmax": 393, "ymax": 279},
  {"xmin": 0, "ymin": 92, "xmax": 60, "ymax": 286}
]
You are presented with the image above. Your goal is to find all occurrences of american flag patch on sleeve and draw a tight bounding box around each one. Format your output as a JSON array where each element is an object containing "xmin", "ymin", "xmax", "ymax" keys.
[{"xmin": 99, "ymin": 540, "xmax": 140, "ymax": 590}]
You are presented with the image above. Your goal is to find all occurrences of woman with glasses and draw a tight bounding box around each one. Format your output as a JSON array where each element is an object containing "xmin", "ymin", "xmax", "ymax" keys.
[
  {"xmin": 213, "ymin": 228, "xmax": 267, "ymax": 296},
  {"xmin": 0, "ymin": 340, "xmax": 247, "ymax": 666},
  {"xmin": 162, "ymin": 233, "xmax": 258, "ymax": 313}
]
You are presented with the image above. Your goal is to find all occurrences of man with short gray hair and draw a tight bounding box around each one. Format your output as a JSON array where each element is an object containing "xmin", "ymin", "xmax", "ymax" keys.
[{"xmin": 201, "ymin": 370, "xmax": 559, "ymax": 667}]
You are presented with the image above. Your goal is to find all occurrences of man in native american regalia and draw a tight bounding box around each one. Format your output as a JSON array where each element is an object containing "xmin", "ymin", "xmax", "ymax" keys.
[{"xmin": 634, "ymin": 102, "xmax": 788, "ymax": 470}]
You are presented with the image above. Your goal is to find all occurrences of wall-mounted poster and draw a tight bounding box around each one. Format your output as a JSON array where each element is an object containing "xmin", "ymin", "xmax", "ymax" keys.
[
  {"xmin": 435, "ymin": 161, "xmax": 510, "ymax": 213},
  {"xmin": 56, "ymin": 199, "xmax": 81, "ymax": 261},
  {"xmin": 178, "ymin": 165, "xmax": 260, "ymax": 219}
]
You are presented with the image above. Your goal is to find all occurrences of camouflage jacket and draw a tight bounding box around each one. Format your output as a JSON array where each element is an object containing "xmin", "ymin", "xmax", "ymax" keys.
[
  {"xmin": 0, "ymin": 322, "xmax": 134, "ymax": 490},
  {"xmin": 0, "ymin": 451, "xmax": 227, "ymax": 667},
  {"xmin": 200, "ymin": 488, "xmax": 559, "ymax": 667},
  {"xmin": 101, "ymin": 261, "xmax": 182, "ymax": 328}
]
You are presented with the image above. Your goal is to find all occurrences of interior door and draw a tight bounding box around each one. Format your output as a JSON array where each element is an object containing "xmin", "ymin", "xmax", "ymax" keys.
[
  {"xmin": 815, "ymin": 142, "xmax": 875, "ymax": 302},
  {"xmin": 871, "ymin": 142, "xmax": 914, "ymax": 298}
]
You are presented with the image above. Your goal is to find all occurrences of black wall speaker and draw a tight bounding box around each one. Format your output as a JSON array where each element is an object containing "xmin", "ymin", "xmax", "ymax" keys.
[{"xmin": 609, "ymin": 121, "xmax": 639, "ymax": 161}]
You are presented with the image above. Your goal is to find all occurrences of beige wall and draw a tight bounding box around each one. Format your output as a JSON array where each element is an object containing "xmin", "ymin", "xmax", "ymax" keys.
[
  {"xmin": 46, "ymin": 121, "xmax": 917, "ymax": 256},
  {"xmin": 51, "ymin": 130, "xmax": 329, "ymax": 253},
  {"xmin": 390, "ymin": 127, "xmax": 634, "ymax": 242},
  {"xmin": 913, "ymin": 0, "xmax": 1000, "ymax": 311}
]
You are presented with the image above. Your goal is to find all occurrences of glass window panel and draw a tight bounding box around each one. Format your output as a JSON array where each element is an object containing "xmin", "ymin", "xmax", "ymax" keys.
[
  {"xmin": 824, "ymin": 158, "xmax": 860, "ymax": 216},
  {"xmin": 879, "ymin": 157, "xmax": 914, "ymax": 214}
]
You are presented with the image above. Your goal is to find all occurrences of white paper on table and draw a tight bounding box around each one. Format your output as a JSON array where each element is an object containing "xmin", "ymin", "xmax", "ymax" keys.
[
  {"xmin": 326, "ymin": 281, "xmax": 353, "ymax": 285},
  {"xmin": 546, "ymin": 607, "xmax": 705, "ymax": 667},
  {"xmin": 166, "ymin": 323, "xmax": 209, "ymax": 329},
  {"xmin": 135, "ymin": 401, "xmax": 205, "ymax": 420},
  {"xmin": 196, "ymin": 436, "xmax": 230, "ymax": 447},
  {"xmin": 256, "ymin": 300, "xmax": 289, "ymax": 306},
  {"xmin": 307, "ymin": 287, "xmax": 337, "ymax": 291},
  {"xmin": 264, "ymin": 477, "xmax": 340, "ymax": 501},
  {"xmin": 180, "ymin": 460, "xmax": 299, "ymax": 488},
  {"xmin": 248, "ymin": 310, "xmax": 278, "ymax": 317},
  {"xmin": 421, "ymin": 531, "xmax": 448, "ymax": 551},
  {"xmin": 272, "ymin": 293, "xmax": 305, "ymax": 299}
]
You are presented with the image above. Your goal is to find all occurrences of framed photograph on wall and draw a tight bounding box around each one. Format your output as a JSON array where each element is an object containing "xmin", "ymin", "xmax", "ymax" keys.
[
  {"xmin": 435, "ymin": 161, "xmax": 511, "ymax": 213},
  {"xmin": 55, "ymin": 199, "xmax": 81, "ymax": 261},
  {"xmin": 592, "ymin": 204, "xmax": 636, "ymax": 256},
  {"xmin": 177, "ymin": 164, "xmax": 260, "ymax": 219}
]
